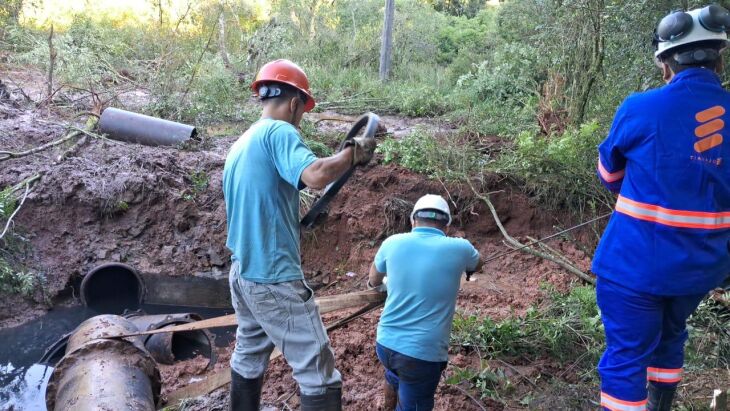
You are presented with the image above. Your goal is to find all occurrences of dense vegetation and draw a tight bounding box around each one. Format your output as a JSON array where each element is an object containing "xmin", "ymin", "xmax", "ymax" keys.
[{"xmin": 1, "ymin": 0, "xmax": 728, "ymax": 407}]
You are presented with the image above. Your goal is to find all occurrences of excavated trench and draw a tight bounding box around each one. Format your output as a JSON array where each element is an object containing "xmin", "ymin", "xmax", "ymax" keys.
[{"xmin": 0, "ymin": 263, "xmax": 235, "ymax": 410}]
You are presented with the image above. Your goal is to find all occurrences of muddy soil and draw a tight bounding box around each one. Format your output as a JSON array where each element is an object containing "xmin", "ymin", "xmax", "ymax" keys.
[{"xmin": 1, "ymin": 66, "xmax": 595, "ymax": 409}]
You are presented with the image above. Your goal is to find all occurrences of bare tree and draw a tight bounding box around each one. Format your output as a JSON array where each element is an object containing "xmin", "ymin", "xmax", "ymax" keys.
[{"xmin": 379, "ymin": 0, "xmax": 395, "ymax": 81}]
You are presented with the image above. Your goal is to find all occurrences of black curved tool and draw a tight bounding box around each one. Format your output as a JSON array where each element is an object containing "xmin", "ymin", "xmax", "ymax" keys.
[{"xmin": 300, "ymin": 112, "xmax": 380, "ymax": 228}]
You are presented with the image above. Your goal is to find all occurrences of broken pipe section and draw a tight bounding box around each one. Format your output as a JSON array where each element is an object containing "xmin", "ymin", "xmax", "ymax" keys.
[
  {"xmin": 99, "ymin": 107, "xmax": 197, "ymax": 146},
  {"xmin": 45, "ymin": 315, "xmax": 161, "ymax": 411},
  {"xmin": 125, "ymin": 312, "xmax": 217, "ymax": 369}
]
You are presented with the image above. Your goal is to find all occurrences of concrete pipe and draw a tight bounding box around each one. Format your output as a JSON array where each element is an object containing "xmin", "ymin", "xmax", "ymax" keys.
[
  {"xmin": 45, "ymin": 315, "xmax": 161, "ymax": 411},
  {"xmin": 80, "ymin": 263, "xmax": 145, "ymax": 312},
  {"xmin": 125, "ymin": 312, "xmax": 217, "ymax": 369},
  {"xmin": 99, "ymin": 107, "xmax": 198, "ymax": 146}
]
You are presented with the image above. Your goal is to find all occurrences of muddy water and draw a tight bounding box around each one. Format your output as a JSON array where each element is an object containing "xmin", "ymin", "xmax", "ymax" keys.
[{"xmin": 0, "ymin": 304, "xmax": 235, "ymax": 411}]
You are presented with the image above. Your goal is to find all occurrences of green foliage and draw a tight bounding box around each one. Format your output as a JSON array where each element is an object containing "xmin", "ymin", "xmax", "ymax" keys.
[
  {"xmin": 184, "ymin": 170, "xmax": 210, "ymax": 201},
  {"xmin": 495, "ymin": 122, "xmax": 614, "ymax": 215},
  {"xmin": 0, "ymin": 258, "xmax": 35, "ymax": 296},
  {"xmin": 0, "ymin": 188, "xmax": 17, "ymax": 220},
  {"xmin": 115, "ymin": 201, "xmax": 130, "ymax": 212},
  {"xmin": 427, "ymin": 0, "xmax": 488, "ymax": 18},
  {"xmin": 446, "ymin": 364, "xmax": 511, "ymax": 400},
  {"xmin": 377, "ymin": 129, "xmax": 482, "ymax": 180},
  {"xmin": 451, "ymin": 285, "xmax": 604, "ymax": 381}
]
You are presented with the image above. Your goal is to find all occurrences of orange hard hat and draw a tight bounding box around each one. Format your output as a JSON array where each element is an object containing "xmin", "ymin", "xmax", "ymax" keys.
[{"xmin": 251, "ymin": 59, "xmax": 315, "ymax": 112}]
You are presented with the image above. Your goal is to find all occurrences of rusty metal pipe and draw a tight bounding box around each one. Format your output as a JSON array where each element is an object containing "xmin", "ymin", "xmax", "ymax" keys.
[
  {"xmin": 45, "ymin": 315, "xmax": 161, "ymax": 411},
  {"xmin": 99, "ymin": 107, "xmax": 197, "ymax": 146},
  {"xmin": 125, "ymin": 312, "xmax": 217, "ymax": 369}
]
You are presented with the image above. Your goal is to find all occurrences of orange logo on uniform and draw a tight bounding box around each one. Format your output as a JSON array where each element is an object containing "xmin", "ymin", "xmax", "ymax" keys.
[{"xmin": 694, "ymin": 106, "xmax": 725, "ymax": 153}]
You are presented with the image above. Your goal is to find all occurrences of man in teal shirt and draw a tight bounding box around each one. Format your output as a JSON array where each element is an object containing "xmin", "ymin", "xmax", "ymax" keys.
[
  {"xmin": 223, "ymin": 59, "xmax": 375, "ymax": 411},
  {"xmin": 369, "ymin": 194, "xmax": 482, "ymax": 410}
]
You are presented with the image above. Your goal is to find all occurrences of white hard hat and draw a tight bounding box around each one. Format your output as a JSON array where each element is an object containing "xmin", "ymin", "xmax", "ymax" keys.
[
  {"xmin": 654, "ymin": 5, "xmax": 729, "ymax": 58},
  {"xmin": 410, "ymin": 194, "xmax": 452, "ymax": 226}
]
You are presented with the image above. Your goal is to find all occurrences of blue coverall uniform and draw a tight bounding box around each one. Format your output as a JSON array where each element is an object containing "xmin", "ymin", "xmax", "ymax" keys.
[{"xmin": 593, "ymin": 68, "xmax": 730, "ymax": 410}]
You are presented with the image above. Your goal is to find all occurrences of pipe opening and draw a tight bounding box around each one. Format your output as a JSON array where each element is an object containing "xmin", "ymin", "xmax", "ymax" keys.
[
  {"xmin": 170, "ymin": 330, "xmax": 211, "ymax": 361},
  {"xmin": 80, "ymin": 263, "xmax": 144, "ymax": 313}
]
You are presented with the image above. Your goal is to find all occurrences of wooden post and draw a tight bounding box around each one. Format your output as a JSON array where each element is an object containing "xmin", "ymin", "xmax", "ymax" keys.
[{"xmin": 379, "ymin": 0, "xmax": 395, "ymax": 81}]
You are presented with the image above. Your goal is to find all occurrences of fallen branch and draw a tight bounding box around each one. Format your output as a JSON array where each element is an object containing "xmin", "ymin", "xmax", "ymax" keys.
[
  {"xmin": 468, "ymin": 180, "xmax": 595, "ymax": 284},
  {"xmin": 0, "ymin": 182, "xmax": 32, "ymax": 240},
  {"xmin": 449, "ymin": 383, "xmax": 487, "ymax": 411},
  {"xmin": 0, "ymin": 130, "xmax": 82, "ymax": 162}
]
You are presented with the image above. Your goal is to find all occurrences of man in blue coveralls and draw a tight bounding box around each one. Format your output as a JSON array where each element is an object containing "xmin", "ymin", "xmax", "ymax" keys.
[
  {"xmin": 223, "ymin": 59, "xmax": 376, "ymax": 411},
  {"xmin": 368, "ymin": 194, "xmax": 482, "ymax": 411},
  {"xmin": 593, "ymin": 5, "xmax": 730, "ymax": 411}
]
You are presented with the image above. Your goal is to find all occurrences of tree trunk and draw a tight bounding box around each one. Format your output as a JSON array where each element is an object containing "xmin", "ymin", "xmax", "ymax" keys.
[
  {"xmin": 379, "ymin": 0, "xmax": 395, "ymax": 81},
  {"xmin": 218, "ymin": 10, "xmax": 234, "ymax": 72}
]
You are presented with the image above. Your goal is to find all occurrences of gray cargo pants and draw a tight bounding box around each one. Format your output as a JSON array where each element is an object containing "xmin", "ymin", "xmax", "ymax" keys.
[{"xmin": 229, "ymin": 261, "xmax": 342, "ymax": 395}]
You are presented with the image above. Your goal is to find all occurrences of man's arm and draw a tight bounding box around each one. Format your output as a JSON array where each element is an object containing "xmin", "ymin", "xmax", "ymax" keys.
[
  {"xmin": 300, "ymin": 147, "xmax": 353, "ymax": 190},
  {"xmin": 368, "ymin": 263, "xmax": 386, "ymax": 287}
]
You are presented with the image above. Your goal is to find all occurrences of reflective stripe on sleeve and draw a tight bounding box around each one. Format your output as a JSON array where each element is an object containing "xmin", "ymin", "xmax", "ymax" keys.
[
  {"xmin": 616, "ymin": 195, "xmax": 730, "ymax": 230},
  {"xmin": 597, "ymin": 158, "xmax": 625, "ymax": 183},
  {"xmin": 647, "ymin": 367, "xmax": 682, "ymax": 383},
  {"xmin": 600, "ymin": 392, "xmax": 647, "ymax": 411}
]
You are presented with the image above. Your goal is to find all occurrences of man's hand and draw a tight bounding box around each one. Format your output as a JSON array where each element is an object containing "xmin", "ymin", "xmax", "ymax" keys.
[
  {"xmin": 346, "ymin": 137, "xmax": 377, "ymax": 166},
  {"xmin": 367, "ymin": 276, "xmax": 387, "ymax": 293}
]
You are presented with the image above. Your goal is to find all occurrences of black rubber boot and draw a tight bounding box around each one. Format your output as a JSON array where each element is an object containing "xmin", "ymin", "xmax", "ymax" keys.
[
  {"xmin": 300, "ymin": 387, "xmax": 342, "ymax": 411},
  {"xmin": 647, "ymin": 383, "xmax": 676, "ymax": 411},
  {"xmin": 230, "ymin": 370, "xmax": 263, "ymax": 411}
]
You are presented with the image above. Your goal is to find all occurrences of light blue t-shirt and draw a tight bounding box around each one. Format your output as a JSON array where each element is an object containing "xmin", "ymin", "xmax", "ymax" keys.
[
  {"xmin": 375, "ymin": 227, "xmax": 480, "ymax": 362},
  {"xmin": 223, "ymin": 118, "xmax": 317, "ymax": 283}
]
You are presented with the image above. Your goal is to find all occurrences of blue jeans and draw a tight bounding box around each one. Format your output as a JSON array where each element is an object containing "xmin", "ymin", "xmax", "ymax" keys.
[{"xmin": 376, "ymin": 343, "xmax": 447, "ymax": 411}]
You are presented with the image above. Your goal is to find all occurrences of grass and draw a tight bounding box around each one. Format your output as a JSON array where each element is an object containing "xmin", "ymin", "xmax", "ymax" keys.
[{"xmin": 448, "ymin": 284, "xmax": 730, "ymax": 406}]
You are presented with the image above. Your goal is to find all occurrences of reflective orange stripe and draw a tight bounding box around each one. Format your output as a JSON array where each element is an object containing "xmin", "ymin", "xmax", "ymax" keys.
[
  {"xmin": 694, "ymin": 134, "xmax": 723, "ymax": 152},
  {"xmin": 600, "ymin": 392, "xmax": 647, "ymax": 411},
  {"xmin": 647, "ymin": 367, "xmax": 682, "ymax": 383},
  {"xmin": 695, "ymin": 105, "xmax": 725, "ymax": 123},
  {"xmin": 616, "ymin": 196, "xmax": 730, "ymax": 229},
  {"xmin": 695, "ymin": 118, "xmax": 724, "ymax": 137},
  {"xmin": 597, "ymin": 159, "xmax": 625, "ymax": 182}
]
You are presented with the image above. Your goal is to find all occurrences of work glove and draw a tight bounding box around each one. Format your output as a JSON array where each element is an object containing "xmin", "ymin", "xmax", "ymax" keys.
[
  {"xmin": 367, "ymin": 277, "xmax": 387, "ymax": 293},
  {"xmin": 345, "ymin": 136, "xmax": 377, "ymax": 167}
]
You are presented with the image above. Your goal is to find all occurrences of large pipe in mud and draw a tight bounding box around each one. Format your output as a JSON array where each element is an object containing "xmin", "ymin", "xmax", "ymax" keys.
[
  {"xmin": 80, "ymin": 263, "xmax": 145, "ymax": 312},
  {"xmin": 99, "ymin": 107, "xmax": 197, "ymax": 146},
  {"xmin": 125, "ymin": 312, "xmax": 217, "ymax": 369},
  {"xmin": 45, "ymin": 315, "xmax": 161, "ymax": 411}
]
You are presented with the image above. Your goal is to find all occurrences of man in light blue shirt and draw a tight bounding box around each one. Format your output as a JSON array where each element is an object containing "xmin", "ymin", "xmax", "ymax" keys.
[
  {"xmin": 223, "ymin": 59, "xmax": 375, "ymax": 411},
  {"xmin": 368, "ymin": 194, "xmax": 482, "ymax": 411}
]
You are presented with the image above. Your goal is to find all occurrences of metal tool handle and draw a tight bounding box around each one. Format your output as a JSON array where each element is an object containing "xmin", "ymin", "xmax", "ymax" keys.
[{"xmin": 300, "ymin": 112, "xmax": 380, "ymax": 228}]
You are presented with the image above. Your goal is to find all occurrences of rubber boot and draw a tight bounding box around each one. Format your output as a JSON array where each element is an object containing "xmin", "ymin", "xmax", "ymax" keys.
[
  {"xmin": 230, "ymin": 370, "xmax": 263, "ymax": 411},
  {"xmin": 647, "ymin": 383, "xmax": 676, "ymax": 411},
  {"xmin": 382, "ymin": 381, "xmax": 397, "ymax": 410},
  {"xmin": 300, "ymin": 387, "xmax": 342, "ymax": 411}
]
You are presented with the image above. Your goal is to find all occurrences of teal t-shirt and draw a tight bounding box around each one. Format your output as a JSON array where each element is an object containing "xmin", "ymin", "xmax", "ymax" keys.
[
  {"xmin": 375, "ymin": 227, "xmax": 480, "ymax": 362},
  {"xmin": 223, "ymin": 118, "xmax": 317, "ymax": 283}
]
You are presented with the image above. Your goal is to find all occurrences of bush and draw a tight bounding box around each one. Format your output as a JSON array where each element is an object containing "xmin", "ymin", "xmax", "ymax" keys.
[
  {"xmin": 494, "ymin": 122, "xmax": 614, "ymax": 215},
  {"xmin": 377, "ymin": 128, "xmax": 482, "ymax": 180}
]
